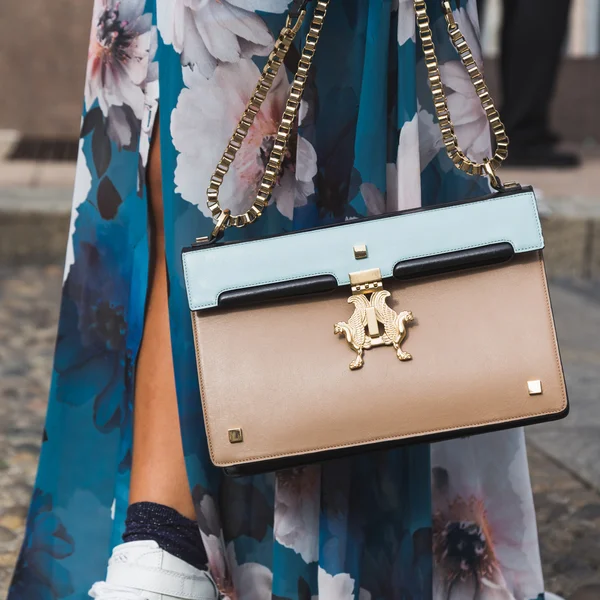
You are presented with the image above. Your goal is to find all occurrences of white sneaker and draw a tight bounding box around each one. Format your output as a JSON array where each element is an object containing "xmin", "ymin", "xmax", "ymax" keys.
[{"xmin": 89, "ymin": 540, "xmax": 219, "ymax": 600}]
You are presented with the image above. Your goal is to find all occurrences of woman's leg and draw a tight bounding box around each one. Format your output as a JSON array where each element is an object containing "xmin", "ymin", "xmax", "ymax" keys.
[
  {"xmin": 88, "ymin": 125, "xmax": 216, "ymax": 599},
  {"xmin": 128, "ymin": 124, "xmax": 196, "ymax": 520}
]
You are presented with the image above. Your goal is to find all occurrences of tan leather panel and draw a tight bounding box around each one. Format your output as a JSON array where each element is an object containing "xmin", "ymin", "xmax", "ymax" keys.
[{"xmin": 192, "ymin": 253, "xmax": 567, "ymax": 467}]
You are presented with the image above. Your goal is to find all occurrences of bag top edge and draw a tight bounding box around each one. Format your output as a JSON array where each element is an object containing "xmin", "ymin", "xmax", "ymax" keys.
[{"xmin": 183, "ymin": 188, "xmax": 543, "ymax": 311}]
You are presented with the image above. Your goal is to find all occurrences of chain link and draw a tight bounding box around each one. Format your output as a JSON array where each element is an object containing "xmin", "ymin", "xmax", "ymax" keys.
[
  {"xmin": 414, "ymin": 0, "xmax": 509, "ymax": 176},
  {"xmin": 205, "ymin": 0, "xmax": 508, "ymax": 239},
  {"xmin": 205, "ymin": 0, "xmax": 329, "ymax": 238}
]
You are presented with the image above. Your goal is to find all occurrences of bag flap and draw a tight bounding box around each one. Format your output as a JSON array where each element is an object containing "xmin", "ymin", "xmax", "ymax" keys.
[{"xmin": 183, "ymin": 189, "xmax": 543, "ymax": 311}]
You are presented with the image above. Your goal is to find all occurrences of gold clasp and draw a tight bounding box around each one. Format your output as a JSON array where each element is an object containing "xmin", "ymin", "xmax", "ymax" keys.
[
  {"xmin": 349, "ymin": 268, "xmax": 384, "ymax": 295},
  {"xmin": 483, "ymin": 159, "xmax": 503, "ymax": 191},
  {"xmin": 286, "ymin": 8, "xmax": 308, "ymax": 34},
  {"xmin": 442, "ymin": 1, "xmax": 456, "ymax": 24},
  {"xmin": 210, "ymin": 208, "xmax": 231, "ymax": 241},
  {"xmin": 334, "ymin": 268, "xmax": 415, "ymax": 370}
]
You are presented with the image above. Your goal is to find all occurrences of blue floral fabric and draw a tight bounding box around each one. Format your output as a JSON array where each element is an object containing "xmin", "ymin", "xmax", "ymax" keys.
[{"xmin": 9, "ymin": 0, "xmax": 546, "ymax": 598}]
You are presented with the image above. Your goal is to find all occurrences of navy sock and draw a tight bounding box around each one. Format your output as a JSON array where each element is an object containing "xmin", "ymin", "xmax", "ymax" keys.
[{"xmin": 122, "ymin": 502, "xmax": 208, "ymax": 570}]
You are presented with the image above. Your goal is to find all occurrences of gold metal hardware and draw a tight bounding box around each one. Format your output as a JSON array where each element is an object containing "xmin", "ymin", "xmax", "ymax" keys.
[
  {"xmin": 204, "ymin": 0, "xmax": 331, "ymax": 239},
  {"xmin": 414, "ymin": 0, "xmax": 510, "ymax": 184},
  {"xmin": 349, "ymin": 270, "xmax": 384, "ymax": 295},
  {"xmin": 228, "ymin": 428, "xmax": 244, "ymax": 444},
  {"xmin": 365, "ymin": 305, "xmax": 380, "ymax": 338},
  {"xmin": 335, "ymin": 269, "xmax": 414, "ymax": 370},
  {"xmin": 353, "ymin": 244, "xmax": 368, "ymax": 260},
  {"xmin": 210, "ymin": 208, "xmax": 231, "ymax": 241},
  {"xmin": 442, "ymin": 0, "xmax": 456, "ymax": 27},
  {"xmin": 527, "ymin": 380, "xmax": 543, "ymax": 396},
  {"xmin": 350, "ymin": 268, "xmax": 382, "ymax": 288}
]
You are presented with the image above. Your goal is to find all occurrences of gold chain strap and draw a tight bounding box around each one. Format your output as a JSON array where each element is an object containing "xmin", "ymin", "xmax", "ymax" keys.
[
  {"xmin": 415, "ymin": 0, "xmax": 509, "ymax": 181},
  {"xmin": 203, "ymin": 0, "xmax": 330, "ymax": 241},
  {"xmin": 203, "ymin": 0, "xmax": 508, "ymax": 241}
]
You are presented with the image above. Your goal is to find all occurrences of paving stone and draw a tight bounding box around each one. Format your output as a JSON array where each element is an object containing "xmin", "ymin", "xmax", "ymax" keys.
[
  {"xmin": 0, "ymin": 516, "xmax": 25, "ymax": 532},
  {"xmin": 570, "ymin": 585, "xmax": 600, "ymax": 600},
  {"xmin": 573, "ymin": 503, "xmax": 600, "ymax": 521},
  {"xmin": 591, "ymin": 221, "xmax": 600, "ymax": 281},
  {"xmin": 528, "ymin": 444, "xmax": 600, "ymax": 598},
  {"xmin": 0, "ymin": 265, "xmax": 61, "ymax": 598},
  {"xmin": 0, "ymin": 162, "xmax": 36, "ymax": 187},
  {"xmin": 0, "ymin": 528, "xmax": 16, "ymax": 543},
  {"xmin": 528, "ymin": 280, "xmax": 600, "ymax": 492},
  {"xmin": 542, "ymin": 217, "xmax": 590, "ymax": 280}
]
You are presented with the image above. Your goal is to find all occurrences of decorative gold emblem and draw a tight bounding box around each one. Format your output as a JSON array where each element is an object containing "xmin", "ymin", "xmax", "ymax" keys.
[{"xmin": 334, "ymin": 269, "xmax": 415, "ymax": 370}]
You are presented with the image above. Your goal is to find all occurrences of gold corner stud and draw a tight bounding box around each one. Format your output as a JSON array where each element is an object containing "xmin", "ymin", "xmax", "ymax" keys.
[
  {"xmin": 527, "ymin": 380, "xmax": 543, "ymax": 396},
  {"xmin": 353, "ymin": 244, "xmax": 368, "ymax": 260},
  {"xmin": 228, "ymin": 428, "xmax": 244, "ymax": 444}
]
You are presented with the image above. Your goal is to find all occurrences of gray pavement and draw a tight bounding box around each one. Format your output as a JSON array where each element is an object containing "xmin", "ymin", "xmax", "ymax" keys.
[
  {"xmin": 528, "ymin": 279, "xmax": 600, "ymax": 597},
  {"xmin": 528, "ymin": 280, "xmax": 600, "ymax": 491},
  {"xmin": 0, "ymin": 265, "xmax": 63, "ymax": 597}
]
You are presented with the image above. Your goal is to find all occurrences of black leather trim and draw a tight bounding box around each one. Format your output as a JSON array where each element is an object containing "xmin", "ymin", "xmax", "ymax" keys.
[
  {"xmin": 393, "ymin": 243, "xmax": 514, "ymax": 281},
  {"xmin": 222, "ymin": 403, "xmax": 569, "ymax": 477},
  {"xmin": 218, "ymin": 275, "xmax": 338, "ymax": 309},
  {"xmin": 216, "ymin": 245, "xmax": 515, "ymax": 308}
]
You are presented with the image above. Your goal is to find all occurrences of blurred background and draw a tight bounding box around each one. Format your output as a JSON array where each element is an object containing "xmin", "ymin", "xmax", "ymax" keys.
[{"xmin": 0, "ymin": 0, "xmax": 599, "ymax": 598}]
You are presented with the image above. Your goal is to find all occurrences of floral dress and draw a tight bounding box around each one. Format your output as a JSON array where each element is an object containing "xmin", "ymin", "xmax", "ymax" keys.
[{"xmin": 9, "ymin": 1, "xmax": 547, "ymax": 599}]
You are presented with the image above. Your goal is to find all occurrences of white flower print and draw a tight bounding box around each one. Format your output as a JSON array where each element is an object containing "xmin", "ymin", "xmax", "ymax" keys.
[
  {"xmin": 437, "ymin": 7, "xmax": 491, "ymax": 165},
  {"xmin": 198, "ymin": 493, "xmax": 222, "ymax": 537},
  {"xmin": 362, "ymin": 104, "xmax": 464, "ymax": 218},
  {"xmin": 86, "ymin": 0, "xmax": 154, "ymax": 121},
  {"xmin": 157, "ymin": 0, "xmax": 289, "ymax": 76},
  {"xmin": 431, "ymin": 429, "xmax": 544, "ymax": 600},
  {"xmin": 415, "ymin": 105, "xmax": 444, "ymax": 169},
  {"xmin": 459, "ymin": 1, "xmax": 482, "ymax": 41},
  {"xmin": 202, "ymin": 533, "xmax": 273, "ymax": 600},
  {"xmin": 395, "ymin": 112, "xmax": 422, "ymax": 212},
  {"xmin": 64, "ymin": 138, "xmax": 92, "ymax": 284},
  {"xmin": 198, "ymin": 495, "xmax": 272, "ymax": 600},
  {"xmin": 227, "ymin": 543, "xmax": 272, "ymax": 600},
  {"xmin": 440, "ymin": 61, "xmax": 491, "ymax": 164},
  {"xmin": 416, "ymin": 66, "xmax": 491, "ymax": 169},
  {"xmin": 360, "ymin": 163, "xmax": 399, "ymax": 216},
  {"xmin": 360, "ymin": 182, "xmax": 384, "ymax": 217},
  {"xmin": 172, "ymin": 59, "xmax": 318, "ymax": 221},
  {"xmin": 136, "ymin": 26, "xmax": 159, "ymax": 193},
  {"xmin": 394, "ymin": 0, "xmax": 416, "ymax": 46},
  {"xmin": 274, "ymin": 466, "xmax": 320, "ymax": 563},
  {"xmin": 317, "ymin": 568, "xmax": 355, "ymax": 600}
]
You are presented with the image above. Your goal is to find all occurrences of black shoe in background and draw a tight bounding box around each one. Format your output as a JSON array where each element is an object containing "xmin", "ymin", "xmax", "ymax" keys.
[{"xmin": 504, "ymin": 143, "xmax": 582, "ymax": 168}]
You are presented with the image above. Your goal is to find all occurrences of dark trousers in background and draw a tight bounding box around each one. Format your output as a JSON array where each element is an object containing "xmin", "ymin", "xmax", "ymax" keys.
[{"xmin": 477, "ymin": 0, "xmax": 572, "ymax": 148}]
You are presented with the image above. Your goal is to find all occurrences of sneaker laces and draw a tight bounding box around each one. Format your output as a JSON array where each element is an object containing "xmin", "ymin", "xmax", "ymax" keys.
[{"xmin": 88, "ymin": 581, "xmax": 149, "ymax": 600}]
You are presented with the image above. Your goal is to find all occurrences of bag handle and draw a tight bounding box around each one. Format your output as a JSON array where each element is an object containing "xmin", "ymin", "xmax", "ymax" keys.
[
  {"xmin": 202, "ymin": 0, "xmax": 510, "ymax": 242},
  {"xmin": 415, "ymin": 0, "xmax": 509, "ymax": 186},
  {"xmin": 202, "ymin": 0, "xmax": 330, "ymax": 242}
]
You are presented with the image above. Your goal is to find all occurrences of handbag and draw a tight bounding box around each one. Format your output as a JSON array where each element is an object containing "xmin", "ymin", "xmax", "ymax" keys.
[{"xmin": 182, "ymin": 0, "xmax": 568, "ymax": 476}]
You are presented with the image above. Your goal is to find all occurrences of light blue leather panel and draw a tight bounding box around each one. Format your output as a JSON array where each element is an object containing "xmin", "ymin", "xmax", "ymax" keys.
[{"xmin": 183, "ymin": 190, "xmax": 543, "ymax": 310}]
